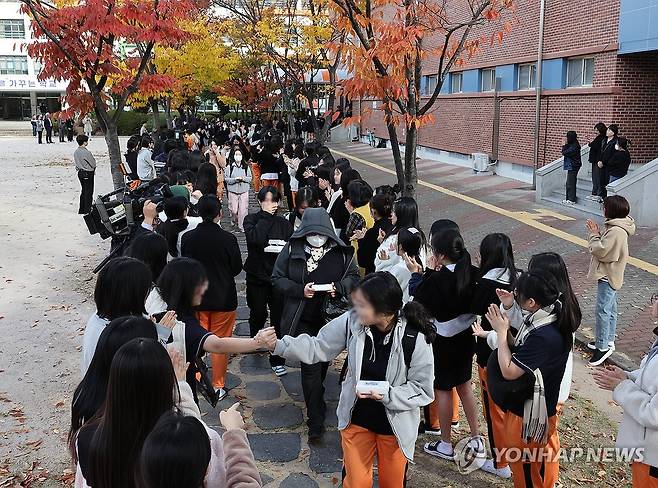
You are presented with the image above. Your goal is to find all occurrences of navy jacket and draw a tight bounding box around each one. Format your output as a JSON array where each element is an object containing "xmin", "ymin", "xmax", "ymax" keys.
[{"xmin": 562, "ymin": 142, "xmax": 582, "ymax": 171}]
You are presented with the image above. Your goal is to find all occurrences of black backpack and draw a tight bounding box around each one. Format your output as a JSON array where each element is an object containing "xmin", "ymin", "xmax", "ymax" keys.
[{"xmin": 339, "ymin": 321, "xmax": 419, "ymax": 384}]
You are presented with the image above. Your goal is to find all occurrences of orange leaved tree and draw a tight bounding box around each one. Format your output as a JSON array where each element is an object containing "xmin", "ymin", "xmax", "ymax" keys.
[
  {"xmin": 20, "ymin": 0, "xmax": 200, "ymax": 189},
  {"xmin": 331, "ymin": 0, "xmax": 515, "ymax": 196}
]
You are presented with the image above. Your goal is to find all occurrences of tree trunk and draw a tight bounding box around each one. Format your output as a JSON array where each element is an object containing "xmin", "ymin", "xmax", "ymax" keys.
[
  {"xmin": 383, "ymin": 114, "xmax": 406, "ymax": 193},
  {"xmin": 104, "ymin": 122, "xmax": 124, "ymax": 190},
  {"xmin": 149, "ymin": 98, "xmax": 160, "ymax": 133},
  {"xmin": 164, "ymin": 98, "xmax": 173, "ymax": 129},
  {"xmin": 403, "ymin": 123, "xmax": 418, "ymax": 197}
]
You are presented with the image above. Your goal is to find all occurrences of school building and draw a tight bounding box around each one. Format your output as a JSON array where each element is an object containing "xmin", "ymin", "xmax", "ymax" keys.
[{"xmin": 356, "ymin": 0, "xmax": 658, "ymax": 183}]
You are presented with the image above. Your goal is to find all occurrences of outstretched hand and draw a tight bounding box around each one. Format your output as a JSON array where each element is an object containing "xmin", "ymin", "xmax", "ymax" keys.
[
  {"xmin": 592, "ymin": 365, "xmax": 627, "ymax": 390},
  {"xmin": 220, "ymin": 402, "xmax": 245, "ymax": 431},
  {"xmin": 471, "ymin": 316, "xmax": 488, "ymax": 338},
  {"xmin": 254, "ymin": 327, "xmax": 277, "ymax": 350},
  {"xmin": 495, "ymin": 288, "xmax": 515, "ymax": 310},
  {"xmin": 586, "ymin": 219, "xmax": 600, "ymax": 235}
]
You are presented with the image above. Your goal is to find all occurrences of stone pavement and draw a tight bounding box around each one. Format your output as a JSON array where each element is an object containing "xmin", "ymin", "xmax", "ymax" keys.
[{"xmin": 328, "ymin": 142, "xmax": 658, "ymax": 368}]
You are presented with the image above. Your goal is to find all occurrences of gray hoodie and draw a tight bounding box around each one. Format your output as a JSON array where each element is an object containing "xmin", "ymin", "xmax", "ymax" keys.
[{"xmin": 274, "ymin": 309, "xmax": 434, "ymax": 461}]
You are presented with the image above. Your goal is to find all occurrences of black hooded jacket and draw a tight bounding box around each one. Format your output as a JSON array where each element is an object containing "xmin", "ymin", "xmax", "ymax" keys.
[
  {"xmin": 272, "ymin": 208, "xmax": 360, "ymax": 336},
  {"xmin": 243, "ymin": 210, "xmax": 293, "ymax": 285}
]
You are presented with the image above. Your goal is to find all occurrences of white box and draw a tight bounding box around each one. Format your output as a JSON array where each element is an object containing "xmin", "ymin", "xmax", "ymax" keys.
[{"xmin": 356, "ymin": 380, "xmax": 390, "ymax": 396}]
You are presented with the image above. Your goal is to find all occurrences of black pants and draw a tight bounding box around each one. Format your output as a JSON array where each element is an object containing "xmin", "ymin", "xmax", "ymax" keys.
[
  {"xmin": 598, "ymin": 166, "xmax": 609, "ymax": 198},
  {"xmin": 246, "ymin": 279, "xmax": 285, "ymax": 367},
  {"xmin": 565, "ymin": 169, "xmax": 578, "ymax": 202},
  {"xmin": 59, "ymin": 128, "xmax": 65, "ymax": 142},
  {"xmin": 591, "ymin": 162, "xmax": 601, "ymax": 195},
  {"xmin": 78, "ymin": 170, "xmax": 95, "ymax": 214},
  {"xmin": 37, "ymin": 131, "xmax": 43, "ymax": 144},
  {"xmin": 301, "ymin": 360, "xmax": 329, "ymax": 434},
  {"xmin": 46, "ymin": 128, "xmax": 53, "ymax": 143}
]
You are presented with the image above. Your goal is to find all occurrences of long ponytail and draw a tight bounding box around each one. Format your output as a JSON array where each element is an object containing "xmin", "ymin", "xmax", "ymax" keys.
[
  {"xmin": 431, "ymin": 229, "xmax": 473, "ymax": 298},
  {"xmin": 402, "ymin": 301, "xmax": 436, "ymax": 344}
]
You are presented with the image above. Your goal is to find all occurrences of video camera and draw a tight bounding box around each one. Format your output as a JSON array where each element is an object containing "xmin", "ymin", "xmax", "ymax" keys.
[{"xmin": 83, "ymin": 180, "xmax": 173, "ymax": 240}]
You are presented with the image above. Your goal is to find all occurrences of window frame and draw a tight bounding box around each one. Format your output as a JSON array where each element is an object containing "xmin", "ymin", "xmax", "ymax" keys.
[
  {"xmin": 0, "ymin": 19, "xmax": 25, "ymax": 39},
  {"xmin": 424, "ymin": 74, "xmax": 438, "ymax": 96},
  {"xmin": 517, "ymin": 63, "xmax": 537, "ymax": 91},
  {"xmin": 481, "ymin": 68, "xmax": 496, "ymax": 92},
  {"xmin": 0, "ymin": 55, "xmax": 29, "ymax": 75},
  {"xmin": 566, "ymin": 57, "xmax": 595, "ymax": 88},
  {"xmin": 450, "ymin": 72, "xmax": 463, "ymax": 94}
]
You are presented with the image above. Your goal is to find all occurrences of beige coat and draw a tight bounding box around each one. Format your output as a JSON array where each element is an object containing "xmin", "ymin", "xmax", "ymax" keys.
[{"xmin": 587, "ymin": 216, "xmax": 636, "ymax": 290}]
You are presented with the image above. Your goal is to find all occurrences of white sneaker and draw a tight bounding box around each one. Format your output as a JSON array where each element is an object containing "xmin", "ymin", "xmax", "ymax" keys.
[
  {"xmin": 424, "ymin": 440, "xmax": 454, "ymax": 460},
  {"xmin": 214, "ymin": 387, "xmax": 227, "ymax": 402},
  {"xmin": 480, "ymin": 459, "xmax": 512, "ymax": 479},
  {"xmin": 272, "ymin": 365, "xmax": 287, "ymax": 377}
]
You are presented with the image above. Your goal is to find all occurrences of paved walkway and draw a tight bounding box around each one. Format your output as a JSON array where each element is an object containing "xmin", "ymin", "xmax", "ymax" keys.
[{"xmin": 328, "ymin": 142, "xmax": 658, "ymax": 368}]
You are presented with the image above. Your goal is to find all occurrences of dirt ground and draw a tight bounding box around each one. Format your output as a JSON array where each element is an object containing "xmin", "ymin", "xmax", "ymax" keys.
[{"xmin": 0, "ymin": 136, "xmax": 634, "ymax": 487}]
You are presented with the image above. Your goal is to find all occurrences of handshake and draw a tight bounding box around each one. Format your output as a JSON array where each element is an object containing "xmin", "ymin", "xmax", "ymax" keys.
[{"xmin": 254, "ymin": 326, "xmax": 278, "ymax": 351}]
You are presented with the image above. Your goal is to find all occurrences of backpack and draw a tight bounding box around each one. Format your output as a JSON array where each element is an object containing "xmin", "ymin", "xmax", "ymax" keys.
[{"xmin": 338, "ymin": 319, "xmax": 419, "ymax": 384}]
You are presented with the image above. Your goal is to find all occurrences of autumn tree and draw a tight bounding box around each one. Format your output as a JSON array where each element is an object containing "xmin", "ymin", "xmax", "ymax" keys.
[
  {"xmin": 21, "ymin": 0, "xmax": 199, "ymax": 189},
  {"xmin": 214, "ymin": 54, "xmax": 280, "ymax": 114},
  {"xmin": 216, "ymin": 0, "xmax": 344, "ymax": 143},
  {"xmin": 332, "ymin": 0, "xmax": 515, "ymax": 196}
]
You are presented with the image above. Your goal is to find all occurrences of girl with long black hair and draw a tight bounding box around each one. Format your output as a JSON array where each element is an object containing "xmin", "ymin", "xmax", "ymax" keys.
[
  {"xmin": 268, "ymin": 272, "xmax": 435, "ymax": 487},
  {"xmin": 194, "ymin": 162, "xmax": 219, "ymax": 197},
  {"xmin": 156, "ymin": 196, "xmax": 201, "ymax": 258},
  {"xmin": 485, "ymin": 270, "xmax": 573, "ymax": 488},
  {"xmin": 374, "ymin": 197, "xmax": 426, "ymax": 273},
  {"xmin": 414, "ymin": 229, "xmax": 483, "ymax": 461},
  {"xmin": 125, "ymin": 232, "xmax": 168, "ymax": 283},
  {"xmin": 470, "ymin": 233, "xmax": 518, "ymax": 478}
]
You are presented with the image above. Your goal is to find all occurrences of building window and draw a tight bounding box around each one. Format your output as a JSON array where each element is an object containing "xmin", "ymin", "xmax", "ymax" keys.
[
  {"xmin": 481, "ymin": 68, "xmax": 496, "ymax": 91},
  {"xmin": 518, "ymin": 63, "xmax": 536, "ymax": 90},
  {"xmin": 450, "ymin": 72, "xmax": 463, "ymax": 93},
  {"xmin": 0, "ymin": 55, "xmax": 28, "ymax": 75},
  {"xmin": 566, "ymin": 57, "xmax": 594, "ymax": 87},
  {"xmin": 0, "ymin": 19, "xmax": 25, "ymax": 39},
  {"xmin": 424, "ymin": 74, "xmax": 438, "ymax": 95}
]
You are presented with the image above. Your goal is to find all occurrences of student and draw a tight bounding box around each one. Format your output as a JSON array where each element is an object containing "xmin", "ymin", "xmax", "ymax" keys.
[
  {"xmin": 268, "ymin": 272, "xmax": 435, "ymax": 487},
  {"xmin": 243, "ymin": 186, "xmax": 294, "ymax": 376},
  {"xmin": 205, "ymin": 139, "xmax": 227, "ymax": 198},
  {"xmin": 287, "ymin": 186, "xmax": 319, "ymax": 230},
  {"xmin": 225, "ymin": 148, "xmax": 252, "ymax": 232},
  {"xmin": 606, "ymin": 137, "xmax": 631, "ymax": 183},
  {"xmin": 74, "ymin": 338, "xmax": 186, "ymax": 488},
  {"xmin": 596, "ymin": 123, "xmax": 619, "ymax": 199},
  {"xmin": 374, "ymin": 197, "xmax": 425, "ymax": 274},
  {"xmin": 344, "ymin": 179, "xmax": 375, "ymax": 266},
  {"xmin": 194, "ymin": 162, "xmax": 219, "ymax": 197},
  {"xmin": 586, "ymin": 195, "xmax": 635, "ymax": 365},
  {"xmin": 156, "ymin": 196, "xmax": 201, "ymax": 258},
  {"xmin": 331, "ymin": 168, "xmax": 359, "ymax": 241},
  {"xmin": 147, "ymin": 258, "xmax": 274, "ymax": 401},
  {"xmin": 561, "ymin": 130, "xmax": 581, "ymax": 205},
  {"xmin": 74, "ymin": 135, "xmax": 97, "ymax": 214},
  {"xmin": 80, "ymin": 257, "xmax": 153, "ymax": 374},
  {"xmin": 282, "ymin": 139, "xmax": 303, "ymax": 208},
  {"xmin": 355, "ymin": 193, "xmax": 393, "ymax": 275},
  {"xmin": 486, "ymin": 270, "xmax": 573, "ymax": 488},
  {"xmin": 469, "ymin": 233, "xmax": 518, "ymax": 479},
  {"xmin": 295, "ymin": 140, "xmax": 321, "ymax": 187},
  {"xmin": 125, "ymin": 232, "xmax": 168, "ymax": 283},
  {"xmin": 587, "ymin": 122, "xmax": 607, "ymax": 199},
  {"xmin": 272, "ymin": 208, "xmax": 360, "ymax": 443},
  {"xmin": 181, "ymin": 196, "xmax": 243, "ymax": 400},
  {"xmin": 137, "ymin": 134, "xmax": 157, "ymax": 181},
  {"xmin": 593, "ymin": 293, "xmax": 658, "ymax": 488},
  {"xmin": 70, "ymin": 316, "xmax": 161, "ymax": 455},
  {"xmin": 138, "ymin": 405, "xmax": 262, "ymax": 488},
  {"xmin": 388, "ymin": 227, "xmax": 422, "ymax": 303},
  {"xmin": 414, "ymin": 229, "xmax": 483, "ymax": 460}
]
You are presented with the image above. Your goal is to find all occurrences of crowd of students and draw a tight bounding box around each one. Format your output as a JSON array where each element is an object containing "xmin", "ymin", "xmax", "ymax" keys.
[{"xmin": 70, "ymin": 115, "xmax": 655, "ymax": 488}]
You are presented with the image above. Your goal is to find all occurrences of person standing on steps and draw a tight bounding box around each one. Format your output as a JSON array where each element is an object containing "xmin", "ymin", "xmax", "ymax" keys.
[
  {"xmin": 74, "ymin": 135, "xmax": 96, "ymax": 215},
  {"xmin": 35, "ymin": 114, "xmax": 44, "ymax": 144},
  {"xmin": 272, "ymin": 208, "xmax": 360, "ymax": 444},
  {"xmin": 44, "ymin": 113, "xmax": 54, "ymax": 143},
  {"xmin": 596, "ymin": 123, "xmax": 619, "ymax": 200},
  {"xmin": 243, "ymin": 186, "xmax": 293, "ymax": 377},
  {"xmin": 606, "ymin": 137, "xmax": 631, "ymax": 183},
  {"xmin": 561, "ymin": 130, "xmax": 581, "ymax": 205},
  {"xmin": 587, "ymin": 122, "xmax": 607, "ymax": 200}
]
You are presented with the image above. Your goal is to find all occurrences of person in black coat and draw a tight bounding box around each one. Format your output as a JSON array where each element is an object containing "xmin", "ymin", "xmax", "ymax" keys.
[
  {"xmin": 596, "ymin": 124, "xmax": 619, "ymax": 199},
  {"xmin": 44, "ymin": 114, "xmax": 54, "ymax": 143},
  {"xmin": 561, "ymin": 131, "xmax": 581, "ymax": 205},
  {"xmin": 587, "ymin": 122, "xmax": 607, "ymax": 198},
  {"xmin": 356, "ymin": 193, "xmax": 393, "ymax": 275},
  {"xmin": 180, "ymin": 195, "xmax": 242, "ymax": 396},
  {"xmin": 243, "ymin": 186, "xmax": 293, "ymax": 375},
  {"xmin": 272, "ymin": 208, "xmax": 360, "ymax": 443},
  {"xmin": 295, "ymin": 141, "xmax": 321, "ymax": 187},
  {"xmin": 606, "ymin": 137, "xmax": 631, "ymax": 183}
]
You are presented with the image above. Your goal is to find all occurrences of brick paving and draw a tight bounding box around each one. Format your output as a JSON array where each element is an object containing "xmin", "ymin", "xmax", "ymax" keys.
[{"xmin": 329, "ymin": 141, "xmax": 658, "ymax": 368}]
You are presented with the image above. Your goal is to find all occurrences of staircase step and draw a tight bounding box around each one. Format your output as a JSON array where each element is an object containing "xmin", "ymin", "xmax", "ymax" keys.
[{"xmin": 547, "ymin": 190, "xmax": 603, "ymax": 216}]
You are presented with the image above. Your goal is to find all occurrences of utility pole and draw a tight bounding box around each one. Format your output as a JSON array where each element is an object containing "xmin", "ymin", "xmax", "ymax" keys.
[{"xmin": 532, "ymin": 0, "xmax": 546, "ymax": 189}]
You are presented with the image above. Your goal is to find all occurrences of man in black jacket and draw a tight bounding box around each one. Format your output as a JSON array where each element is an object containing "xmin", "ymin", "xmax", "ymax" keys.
[
  {"xmin": 243, "ymin": 186, "xmax": 293, "ymax": 376},
  {"xmin": 181, "ymin": 195, "xmax": 242, "ymax": 399}
]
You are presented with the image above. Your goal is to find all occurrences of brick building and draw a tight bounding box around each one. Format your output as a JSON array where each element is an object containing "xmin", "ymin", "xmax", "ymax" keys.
[{"xmin": 356, "ymin": 0, "xmax": 658, "ymax": 182}]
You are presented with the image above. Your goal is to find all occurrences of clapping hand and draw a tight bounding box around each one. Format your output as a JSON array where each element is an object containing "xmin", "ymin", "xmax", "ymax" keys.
[
  {"xmin": 586, "ymin": 219, "xmax": 600, "ymax": 235},
  {"xmin": 471, "ymin": 316, "xmax": 488, "ymax": 338},
  {"xmin": 350, "ymin": 228, "xmax": 367, "ymax": 241},
  {"xmin": 495, "ymin": 288, "xmax": 515, "ymax": 310},
  {"xmin": 378, "ymin": 249, "xmax": 389, "ymax": 261},
  {"xmin": 156, "ymin": 310, "xmax": 177, "ymax": 329},
  {"xmin": 592, "ymin": 365, "xmax": 627, "ymax": 390},
  {"xmin": 167, "ymin": 346, "xmax": 189, "ymax": 382},
  {"xmin": 220, "ymin": 402, "xmax": 245, "ymax": 431},
  {"xmin": 377, "ymin": 228, "xmax": 386, "ymax": 243},
  {"xmin": 403, "ymin": 252, "xmax": 423, "ymax": 274},
  {"xmin": 485, "ymin": 304, "xmax": 510, "ymax": 334}
]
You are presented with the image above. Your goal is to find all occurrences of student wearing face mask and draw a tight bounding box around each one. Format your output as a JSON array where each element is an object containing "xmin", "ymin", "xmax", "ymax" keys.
[
  {"xmin": 272, "ymin": 208, "xmax": 360, "ymax": 443},
  {"xmin": 225, "ymin": 148, "xmax": 252, "ymax": 232}
]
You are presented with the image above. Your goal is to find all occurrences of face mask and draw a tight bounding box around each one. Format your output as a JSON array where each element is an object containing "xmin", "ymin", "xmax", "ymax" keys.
[
  {"xmin": 234, "ymin": 153, "xmax": 243, "ymax": 163},
  {"xmin": 306, "ymin": 234, "xmax": 328, "ymax": 248}
]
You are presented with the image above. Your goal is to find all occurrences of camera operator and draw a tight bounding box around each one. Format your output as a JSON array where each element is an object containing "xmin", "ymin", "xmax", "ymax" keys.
[
  {"xmin": 137, "ymin": 135, "xmax": 156, "ymax": 181},
  {"xmin": 74, "ymin": 135, "xmax": 96, "ymax": 215}
]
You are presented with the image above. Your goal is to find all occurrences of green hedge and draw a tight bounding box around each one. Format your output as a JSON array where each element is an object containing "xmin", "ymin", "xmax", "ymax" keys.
[{"xmin": 108, "ymin": 110, "xmax": 149, "ymax": 136}]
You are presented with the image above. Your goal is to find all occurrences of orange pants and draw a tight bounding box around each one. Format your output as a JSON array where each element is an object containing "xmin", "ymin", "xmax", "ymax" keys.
[
  {"xmin": 425, "ymin": 389, "xmax": 460, "ymax": 429},
  {"xmin": 502, "ymin": 413, "xmax": 559, "ymax": 488},
  {"xmin": 633, "ymin": 462, "xmax": 658, "ymax": 487},
  {"xmin": 252, "ymin": 164, "xmax": 261, "ymax": 192},
  {"xmin": 341, "ymin": 424, "xmax": 407, "ymax": 488},
  {"xmin": 198, "ymin": 310, "xmax": 236, "ymax": 389},
  {"xmin": 478, "ymin": 366, "xmax": 508, "ymax": 469},
  {"xmin": 261, "ymin": 179, "xmax": 279, "ymax": 189}
]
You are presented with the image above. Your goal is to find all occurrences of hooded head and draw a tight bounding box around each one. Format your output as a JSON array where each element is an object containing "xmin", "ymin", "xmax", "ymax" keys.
[{"xmin": 290, "ymin": 208, "xmax": 348, "ymax": 247}]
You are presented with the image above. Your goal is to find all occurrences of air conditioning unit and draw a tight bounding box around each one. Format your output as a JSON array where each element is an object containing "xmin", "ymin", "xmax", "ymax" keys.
[{"xmin": 472, "ymin": 152, "xmax": 492, "ymax": 172}]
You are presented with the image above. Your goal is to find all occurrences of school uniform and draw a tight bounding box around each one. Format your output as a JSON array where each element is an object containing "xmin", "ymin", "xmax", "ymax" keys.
[
  {"xmin": 357, "ymin": 218, "xmax": 392, "ymax": 275},
  {"xmin": 413, "ymin": 264, "xmax": 478, "ymax": 390},
  {"xmin": 488, "ymin": 308, "xmax": 569, "ymax": 488},
  {"xmin": 471, "ymin": 268, "xmax": 514, "ymax": 470}
]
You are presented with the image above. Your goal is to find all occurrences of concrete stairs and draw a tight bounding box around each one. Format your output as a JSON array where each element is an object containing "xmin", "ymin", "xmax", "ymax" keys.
[{"xmin": 542, "ymin": 169, "xmax": 603, "ymax": 216}]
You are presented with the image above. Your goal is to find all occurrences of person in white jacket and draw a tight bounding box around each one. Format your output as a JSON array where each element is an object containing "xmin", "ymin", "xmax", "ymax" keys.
[
  {"xmin": 374, "ymin": 197, "xmax": 426, "ymax": 273},
  {"xmin": 593, "ymin": 293, "xmax": 658, "ymax": 488}
]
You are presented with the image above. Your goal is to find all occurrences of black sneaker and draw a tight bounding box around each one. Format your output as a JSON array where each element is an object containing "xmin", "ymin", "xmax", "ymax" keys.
[
  {"xmin": 308, "ymin": 428, "xmax": 325, "ymax": 445},
  {"xmin": 587, "ymin": 341, "xmax": 615, "ymax": 351},
  {"xmin": 589, "ymin": 348, "xmax": 613, "ymax": 366}
]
